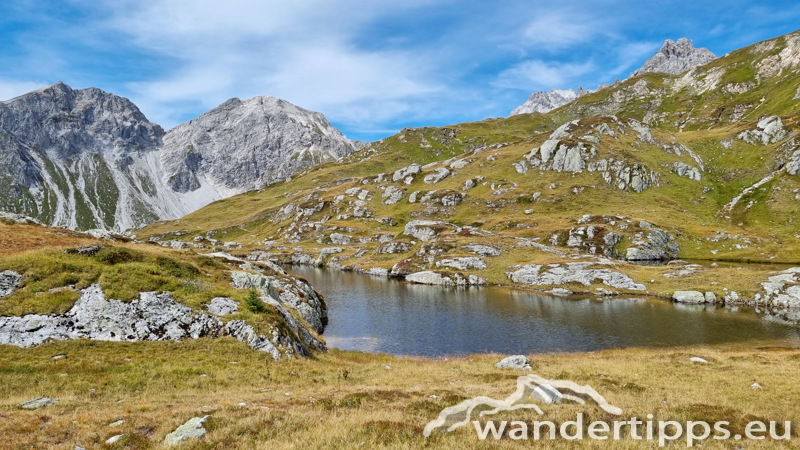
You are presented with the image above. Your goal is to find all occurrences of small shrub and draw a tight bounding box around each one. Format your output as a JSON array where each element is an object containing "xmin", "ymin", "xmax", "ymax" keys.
[
  {"xmin": 156, "ymin": 257, "xmax": 200, "ymax": 279},
  {"xmin": 246, "ymin": 289, "xmax": 265, "ymax": 313}
]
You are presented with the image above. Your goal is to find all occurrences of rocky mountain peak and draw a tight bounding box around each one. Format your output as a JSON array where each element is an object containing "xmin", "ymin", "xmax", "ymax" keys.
[{"xmin": 630, "ymin": 38, "xmax": 716, "ymax": 78}]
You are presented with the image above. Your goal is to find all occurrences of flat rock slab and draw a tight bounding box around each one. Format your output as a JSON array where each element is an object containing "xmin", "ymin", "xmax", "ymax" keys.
[
  {"xmin": 21, "ymin": 397, "xmax": 59, "ymax": 409},
  {"xmin": 164, "ymin": 416, "xmax": 210, "ymax": 446}
]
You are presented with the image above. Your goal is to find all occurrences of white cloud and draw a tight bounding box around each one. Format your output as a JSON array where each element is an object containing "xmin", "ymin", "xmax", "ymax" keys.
[
  {"xmin": 92, "ymin": 0, "xmax": 449, "ymax": 131},
  {"xmin": 0, "ymin": 78, "xmax": 48, "ymax": 101},
  {"xmin": 494, "ymin": 59, "xmax": 595, "ymax": 91},
  {"xmin": 522, "ymin": 12, "xmax": 598, "ymax": 48}
]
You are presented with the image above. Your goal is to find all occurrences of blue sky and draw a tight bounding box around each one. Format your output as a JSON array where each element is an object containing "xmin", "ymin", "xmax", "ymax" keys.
[{"xmin": 1, "ymin": 1, "xmax": 799, "ymax": 142}]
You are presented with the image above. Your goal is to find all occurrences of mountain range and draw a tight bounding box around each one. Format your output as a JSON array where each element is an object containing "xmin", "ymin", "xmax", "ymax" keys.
[{"xmin": 0, "ymin": 83, "xmax": 359, "ymax": 231}]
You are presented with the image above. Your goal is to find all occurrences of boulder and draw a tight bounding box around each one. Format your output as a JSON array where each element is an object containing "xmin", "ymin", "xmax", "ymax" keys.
[
  {"xmin": 206, "ymin": 297, "xmax": 238, "ymax": 316},
  {"xmin": 672, "ymin": 291, "xmax": 707, "ymax": 304},
  {"xmin": 625, "ymin": 224, "xmax": 679, "ymax": 261},
  {"xmin": 495, "ymin": 355, "xmax": 532, "ymax": 370},
  {"xmin": 20, "ymin": 397, "xmax": 59, "ymax": 409},
  {"xmin": 423, "ymin": 168, "xmax": 450, "ymax": 184},
  {"xmin": 0, "ymin": 270, "xmax": 22, "ymax": 298},
  {"xmin": 403, "ymin": 220, "xmax": 457, "ymax": 242},
  {"xmin": 164, "ymin": 416, "xmax": 210, "ymax": 446},
  {"xmin": 365, "ymin": 267, "xmax": 390, "ymax": 277},
  {"xmin": 393, "ymin": 163, "xmax": 422, "ymax": 182},
  {"xmin": 382, "ymin": 186, "xmax": 406, "ymax": 205},
  {"xmin": 435, "ymin": 257, "xmax": 487, "ymax": 270},
  {"xmin": 406, "ymin": 271, "xmax": 453, "ymax": 286}
]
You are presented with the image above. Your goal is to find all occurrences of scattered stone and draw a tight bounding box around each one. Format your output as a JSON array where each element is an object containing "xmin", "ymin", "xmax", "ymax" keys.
[
  {"xmin": 495, "ymin": 355, "xmax": 532, "ymax": 370},
  {"xmin": 106, "ymin": 435, "xmax": 124, "ymax": 445},
  {"xmin": 751, "ymin": 382, "xmax": 762, "ymax": 389},
  {"xmin": 206, "ymin": 297, "xmax": 238, "ymax": 316},
  {"xmin": 20, "ymin": 397, "xmax": 59, "ymax": 410},
  {"xmin": 625, "ymin": 223, "xmax": 680, "ymax": 261},
  {"xmin": 690, "ymin": 357, "xmax": 709, "ymax": 363},
  {"xmin": 51, "ymin": 354, "xmax": 67, "ymax": 360},
  {"xmin": 109, "ymin": 419, "xmax": 124, "ymax": 427},
  {"xmin": 164, "ymin": 416, "xmax": 210, "ymax": 446}
]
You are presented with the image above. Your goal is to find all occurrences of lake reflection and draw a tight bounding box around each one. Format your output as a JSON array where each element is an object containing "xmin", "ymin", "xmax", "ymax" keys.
[{"xmin": 287, "ymin": 266, "xmax": 800, "ymax": 357}]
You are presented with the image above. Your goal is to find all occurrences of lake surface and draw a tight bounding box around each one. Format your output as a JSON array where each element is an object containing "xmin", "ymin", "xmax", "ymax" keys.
[{"xmin": 287, "ymin": 266, "xmax": 800, "ymax": 357}]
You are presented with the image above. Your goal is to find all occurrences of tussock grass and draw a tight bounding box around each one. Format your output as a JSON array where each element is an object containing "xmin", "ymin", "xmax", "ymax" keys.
[{"xmin": 0, "ymin": 340, "xmax": 798, "ymax": 448}]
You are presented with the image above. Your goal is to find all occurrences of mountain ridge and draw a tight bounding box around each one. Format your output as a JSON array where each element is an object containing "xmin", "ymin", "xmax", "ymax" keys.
[{"xmin": 0, "ymin": 83, "xmax": 360, "ymax": 231}]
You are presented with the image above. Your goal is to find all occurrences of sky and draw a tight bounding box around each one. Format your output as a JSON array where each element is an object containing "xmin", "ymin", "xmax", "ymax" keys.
[{"xmin": 1, "ymin": 1, "xmax": 799, "ymax": 142}]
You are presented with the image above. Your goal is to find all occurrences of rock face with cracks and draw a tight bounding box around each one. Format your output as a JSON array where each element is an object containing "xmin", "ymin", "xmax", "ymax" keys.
[
  {"xmin": 507, "ymin": 262, "xmax": 646, "ymax": 291},
  {"xmin": 0, "ymin": 278, "xmax": 326, "ymax": 360}
]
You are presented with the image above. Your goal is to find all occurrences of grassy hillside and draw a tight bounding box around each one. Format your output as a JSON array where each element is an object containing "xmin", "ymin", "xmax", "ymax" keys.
[{"xmin": 136, "ymin": 31, "xmax": 800, "ymax": 305}]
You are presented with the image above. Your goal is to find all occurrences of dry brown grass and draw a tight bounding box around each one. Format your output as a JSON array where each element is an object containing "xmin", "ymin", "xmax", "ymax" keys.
[
  {"xmin": 0, "ymin": 223, "xmax": 102, "ymax": 256},
  {"xmin": 1, "ymin": 339, "xmax": 798, "ymax": 449}
]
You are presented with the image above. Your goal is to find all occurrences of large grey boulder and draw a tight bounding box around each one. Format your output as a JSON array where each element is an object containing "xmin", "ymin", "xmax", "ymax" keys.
[
  {"xmin": 164, "ymin": 416, "xmax": 210, "ymax": 446},
  {"xmin": 0, "ymin": 270, "xmax": 22, "ymax": 298},
  {"xmin": 737, "ymin": 116, "xmax": 788, "ymax": 145},
  {"xmin": 495, "ymin": 355, "xmax": 532, "ymax": 370},
  {"xmin": 672, "ymin": 291, "xmax": 708, "ymax": 304},
  {"xmin": 382, "ymin": 186, "xmax": 406, "ymax": 205},
  {"xmin": 625, "ymin": 222, "xmax": 679, "ymax": 261},
  {"xmin": 423, "ymin": 168, "xmax": 450, "ymax": 184},
  {"xmin": 403, "ymin": 220, "xmax": 457, "ymax": 242},
  {"xmin": 406, "ymin": 271, "xmax": 454, "ymax": 286},
  {"xmin": 393, "ymin": 163, "xmax": 422, "ymax": 183}
]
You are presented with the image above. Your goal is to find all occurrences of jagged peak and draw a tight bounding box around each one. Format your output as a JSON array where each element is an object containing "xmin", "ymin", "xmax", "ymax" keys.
[{"xmin": 630, "ymin": 37, "xmax": 717, "ymax": 78}]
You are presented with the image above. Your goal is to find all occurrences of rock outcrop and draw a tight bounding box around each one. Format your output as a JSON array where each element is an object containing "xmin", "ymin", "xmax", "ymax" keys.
[
  {"xmin": 0, "ymin": 270, "xmax": 22, "ymax": 298},
  {"xmin": 0, "ymin": 282, "xmax": 324, "ymax": 360},
  {"xmin": 507, "ymin": 262, "xmax": 646, "ymax": 291},
  {"xmin": 624, "ymin": 221, "xmax": 680, "ymax": 261},
  {"xmin": 630, "ymin": 38, "xmax": 716, "ymax": 78}
]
